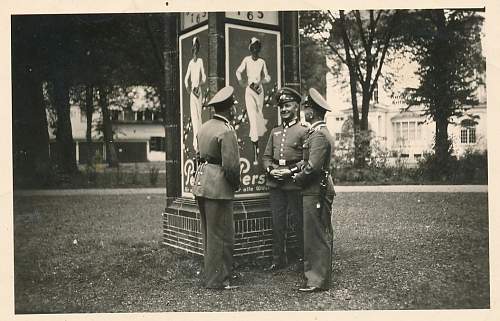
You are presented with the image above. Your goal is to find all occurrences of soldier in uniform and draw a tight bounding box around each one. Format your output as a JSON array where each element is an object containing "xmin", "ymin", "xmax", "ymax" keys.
[
  {"xmin": 262, "ymin": 87, "xmax": 308, "ymax": 271},
  {"xmin": 192, "ymin": 86, "xmax": 241, "ymax": 290},
  {"xmin": 291, "ymin": 88, "xmax": 336, "ymax": 292}
]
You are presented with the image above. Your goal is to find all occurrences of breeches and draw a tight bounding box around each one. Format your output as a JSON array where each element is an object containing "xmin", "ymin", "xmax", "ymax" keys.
[
  {"xmin": 269, "ymin": 188, "xmax": 303, "ymax": 264},
  {"xmin": 196, "ymin": 197, "xmax": 235, "ymax": 288},
  {"xmin": 303, "ymin": 194, "xmax": 333, "ymax": 288}
]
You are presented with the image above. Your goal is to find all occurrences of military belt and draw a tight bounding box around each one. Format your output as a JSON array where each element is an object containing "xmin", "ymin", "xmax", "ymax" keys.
[{"xmin": 273, "ymin": 159, "xmax": 301, "ymax": 166}]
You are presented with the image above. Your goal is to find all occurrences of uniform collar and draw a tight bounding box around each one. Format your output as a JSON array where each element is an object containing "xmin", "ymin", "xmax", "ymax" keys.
[
  {"xmin": 213, "ymin": 114, "xmax": 230, "ymax": 124},
  {"xmin": 282, "ymin": 118, "xmax": 297, "ymax": 128},
  {"xmin": 310, "ymin": 120, "xmax": 326, "ymax": 130}
]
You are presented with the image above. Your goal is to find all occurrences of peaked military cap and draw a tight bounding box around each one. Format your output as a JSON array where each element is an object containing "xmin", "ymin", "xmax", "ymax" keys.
[
  {"xmin": 207, "ymin": 86, "xmax": 235, "ymax": 109},
  {"xmin": 276, "ymin": 87, "xmax": 302, "ymax": 106},
  {"xmin": 304, "ymin": 88, "xmax": 332, "ymax": 112}
]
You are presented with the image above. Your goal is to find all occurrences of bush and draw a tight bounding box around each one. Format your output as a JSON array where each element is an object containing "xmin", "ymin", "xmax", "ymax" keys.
[
  {"xmin": 131, "ymin": 163, "xmax": 140, "ymax": 185},
  {"xmin": 453, "ymin": 150, "xmax": 488, "ymax": 184},
  {"xmin": 416, "ymin": 149, "xmax": 488, "ymax": 184},
  {"xmin": 149, "ymin": 166, "xmax": 159, "ymax": 186}
]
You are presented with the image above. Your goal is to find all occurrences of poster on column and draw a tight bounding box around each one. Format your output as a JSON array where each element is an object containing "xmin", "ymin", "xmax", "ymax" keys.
[
  {"xmin": 226, "ymin": 24, "xmax": 281, "ymax": 197},
  {"xmin": 179, "ymin": 25, "xmax": 209, "ymax": 196}
]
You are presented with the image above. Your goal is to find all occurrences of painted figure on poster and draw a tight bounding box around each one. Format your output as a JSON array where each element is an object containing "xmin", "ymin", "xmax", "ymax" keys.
[
  {"xmin": 236, "ymin": 37, "xmax": 271, "ymax": 165},
  {"xmin": 184, "ymin": 36, "xmax": 206, "ymax": 152}
]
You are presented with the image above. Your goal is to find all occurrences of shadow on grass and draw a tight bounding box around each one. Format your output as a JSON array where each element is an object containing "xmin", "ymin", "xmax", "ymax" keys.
[{"xmin": 13, "ymin": 193, "xmax": 489, "ymax": 312}]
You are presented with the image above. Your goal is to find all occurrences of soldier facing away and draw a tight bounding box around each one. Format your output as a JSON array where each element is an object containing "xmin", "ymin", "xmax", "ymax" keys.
[{"xmin": 192, "ymin": 86, "xmax": 241, "ymax": 290}]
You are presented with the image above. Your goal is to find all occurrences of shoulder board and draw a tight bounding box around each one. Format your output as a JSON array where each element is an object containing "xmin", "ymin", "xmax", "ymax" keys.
[{"xmin": 224, "ymin": 122, "xmax": 234, "ymax": 131}]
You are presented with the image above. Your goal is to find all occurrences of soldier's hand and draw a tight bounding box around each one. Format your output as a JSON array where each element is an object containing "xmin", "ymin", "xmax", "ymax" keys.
[
  {"xmin": 269, "ymin": 169, "xmax": 282, "ymax": 179},
  {"xmin": 279, "ymin": 168, "xmax": 292, "ymax": 177}
]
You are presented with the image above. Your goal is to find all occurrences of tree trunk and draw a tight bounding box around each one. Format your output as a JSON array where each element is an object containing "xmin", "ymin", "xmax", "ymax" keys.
[
  {"xmin": 12, "ymin": 66, "xmax": 51, "ymax": 182},
  {"xmin": 12, "ymin": 17, "xmax": 51, "ymax": 185},
  {"xmin": 357, "ymin": 91, "xmax": 373, "ymax": 168},
  {"xmin": 85, "ymin": 85, "xmax": 94, "ymax": 165},
  {"xmin": 432, "ymin": 9, "xmax": 453, "ymax": 175},
  {"xmin": 434, "ymin": 114, "xmax": 451, "ymax": 171},
  {"xmin": 53, "ymin": 74, "xmax": 77, "ymax": 174},
  {"xmin": 99, "ymin": 86, "xmax": 119, "ymax": 167}
]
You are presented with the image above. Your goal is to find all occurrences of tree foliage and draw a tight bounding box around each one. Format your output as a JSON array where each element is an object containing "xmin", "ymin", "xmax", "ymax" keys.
[
  {"xmin": 301, "ymin": 10, "xmax": 401, "ymax": 168},
  {"xmin": 299, "ymin": 36, "xmax": 329, "ymax": 96},
  {"xmin": 12, "ymin": 13, "xmax": 167, "ymax": 180},
  {"xmin": 399, "ymin": 9, "xmax": 484, "ymax": 178}
]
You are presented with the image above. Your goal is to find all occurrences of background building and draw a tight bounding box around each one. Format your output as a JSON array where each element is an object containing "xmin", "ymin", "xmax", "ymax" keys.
[
  {"xmin": 325, "ymin": 55, "xmax": 487, "ymax": 166},
  {"xmin": 47, "ymin": 86, "xmax": 165, "ymax": 164}
]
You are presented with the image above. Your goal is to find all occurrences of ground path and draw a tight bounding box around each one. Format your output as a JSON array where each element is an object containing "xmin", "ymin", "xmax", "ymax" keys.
[{"xmin": 14, "ymin": 185, "xmax": 487, "ymax": 196}]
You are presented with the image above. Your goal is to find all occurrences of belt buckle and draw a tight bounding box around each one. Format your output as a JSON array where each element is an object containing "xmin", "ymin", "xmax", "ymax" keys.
[{"xmin": 279, "ymin": 159, "xmax": 286, "ymax": 166}]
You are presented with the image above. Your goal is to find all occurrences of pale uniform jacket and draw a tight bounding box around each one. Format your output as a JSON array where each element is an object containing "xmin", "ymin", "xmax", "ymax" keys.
[
  {"xmin": 192, "ymin": 115, "xmax": 241, "ymax": 199},
  {"xmin": 262, "ymin": 119, "xmax": 308, "ymax": 190}
]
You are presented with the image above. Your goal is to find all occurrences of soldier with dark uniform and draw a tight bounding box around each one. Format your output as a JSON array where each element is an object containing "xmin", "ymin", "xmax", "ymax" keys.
[
  {"xmin": 192, "ymin": 86, "xmax": 241, "ymax": 290},
  {"xmin": 262, "ymin": 87, "xmax": 308, "ymax": 271},
  {"xmin": 292, "ymin": 88, "xmax": 336, "ymax": 292}
]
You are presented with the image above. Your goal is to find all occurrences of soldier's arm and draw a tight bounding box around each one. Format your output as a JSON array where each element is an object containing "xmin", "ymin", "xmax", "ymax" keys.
[
  {"xmin": 288, "ymin": 127, "xmax": 308, "ymax": 174},
  {"xmin": 293, "ymin": 132, "xmax": 329, "ymax": 185},
  {"xmin": 220, "ymin": 129, "xmax": 241, "ymax": 191},
  {"xmin": 262, "ymin": 129, "xmax": 274, "ymax": 172}
]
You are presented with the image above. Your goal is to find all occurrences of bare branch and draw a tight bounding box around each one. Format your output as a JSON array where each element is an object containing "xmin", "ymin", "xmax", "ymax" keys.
[
  {"xmin": 354, "ymin": 10, "xmax": 369, "ymax": 52},
  {"xmin": 370, "ymin": 11, "xmax": 400, "ymax": 95},
  {"xmin": 326, "ymin": 42, "xmax": 347, "ymax": 65}
]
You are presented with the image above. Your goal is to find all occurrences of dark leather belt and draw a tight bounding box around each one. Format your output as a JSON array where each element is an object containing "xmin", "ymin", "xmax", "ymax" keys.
[
  {"xmin": 273, "ymin": 159, "xmax": 301, "ymax": 166},
  {"xmin": 199, "ymin": 156, "xmax": 222, "ymax": 165}
]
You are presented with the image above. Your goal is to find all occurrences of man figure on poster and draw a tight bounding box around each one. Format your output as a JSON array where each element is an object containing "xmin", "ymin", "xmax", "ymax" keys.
[
  {"xmin": 262, "ymin": 87, "xmax": 308, "ymax": 271},
  {"xmin": 192, "ymin": 86, "xmax": 241, "ymax": 290},
  {"xmin": 291, "ymin": 88, "xmax": 336, "ymax": 292},
  {"xmin": 184, "ymin": 36, "xmax": 206, "ymax": 152},
  {"xmin": 236, "ymin": 37, "xmax": 271, "ymax": 165}
]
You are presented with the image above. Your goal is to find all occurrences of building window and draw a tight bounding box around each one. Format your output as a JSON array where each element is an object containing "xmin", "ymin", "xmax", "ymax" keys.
[
  {"xmin": 110, "ymin": 110, "xmax": 123, "ymax": 121},
  {"xmin": 335, "ymin": 133, "xmax": 342, "ymax": 141},
  {"xmin": 372, "ymin": 82, "xmax": 379, "ymax": 103},
  {"xmin": 150, "ymin": 137, "xmax": 165, "ymax": 152},
  {"xmin": 460, "ymin": 119, "xmax": 477, "ymax": 144},
  {"xmin": 393, "ymin": 121, "xmax": 423, "ymax": 145},
  {"xmin": 461, "ymin": 128, "xmax": 476, "ymax": 144}
]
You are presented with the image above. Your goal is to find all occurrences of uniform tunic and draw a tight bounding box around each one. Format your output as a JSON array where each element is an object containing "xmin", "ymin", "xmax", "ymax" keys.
[
  {"xmin": 235, "ymin": 56, "xmax": 270, "ymax": 142},
  {"xmin": 262, "ymin": 119, "xmax": 308, "ymax": 264},
  {"xmin": 293, "ymin": 120, "xmax": 336, "ymax": 289},
  {"xmin": 192, "ymin": 114, "xmax": 240, "ymax": 288}
]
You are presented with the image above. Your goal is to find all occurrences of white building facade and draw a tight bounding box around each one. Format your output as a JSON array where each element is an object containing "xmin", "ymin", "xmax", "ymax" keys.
[{"xmin": 324, "ymin": 57, "xmax": 487, "ymax": 166}]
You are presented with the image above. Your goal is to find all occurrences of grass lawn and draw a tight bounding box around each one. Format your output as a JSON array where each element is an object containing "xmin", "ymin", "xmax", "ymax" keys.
[{"xmin": 13, "ymin": 192, "xmax": 489, "ymax": 312}]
